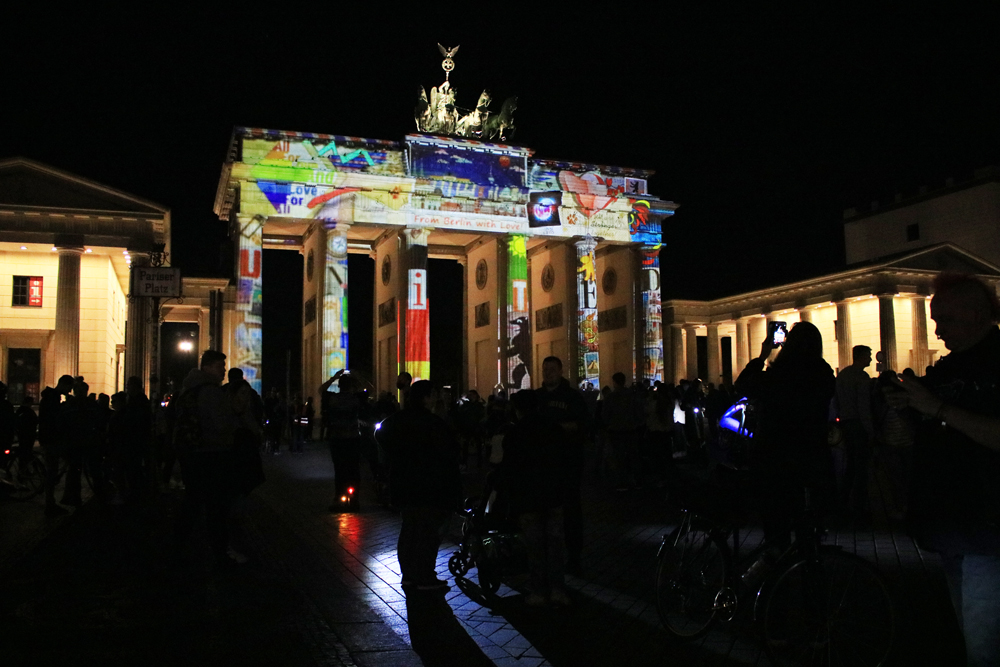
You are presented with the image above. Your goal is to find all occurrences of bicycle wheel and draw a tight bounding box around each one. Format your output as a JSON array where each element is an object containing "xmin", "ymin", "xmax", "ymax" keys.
[
  {"xmin": 761, "ymin": 548, "xmax": 894, "ymax": 666},
  {"xmin": 7, "ymin": 456, "xmax": 46, "ymax": 501},
  {"xmin": 655, "ymin": 523, "xmax": 729, "ymax": 640}
]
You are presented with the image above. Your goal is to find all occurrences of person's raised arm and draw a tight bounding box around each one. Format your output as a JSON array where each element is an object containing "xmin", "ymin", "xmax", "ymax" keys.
[{"xmin": 319, "ymin": 369, "xmax": 346, "ymax": 393}]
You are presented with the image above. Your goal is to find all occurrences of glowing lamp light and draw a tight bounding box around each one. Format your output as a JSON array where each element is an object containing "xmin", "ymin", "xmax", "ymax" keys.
[
  {"xmin": 20, "ymin": 246, "xmax": 26, "ymax": 250},
  {"xmin": 85, "ymin": 248, "xmax": 93, "ymax": 253},
  {"xmin": 340, "ymin": 496, "xmax": 348, "ymax": 502},
  {"xmin": 347, "ymin": 487, "xmax": 355, "ymax": 495},
  {"xmin": 178, "ymin": 340, "xmax": 194, "ymax": 352}
]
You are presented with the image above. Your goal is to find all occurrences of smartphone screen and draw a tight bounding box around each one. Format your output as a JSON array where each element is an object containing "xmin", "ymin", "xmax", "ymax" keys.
[{"xmin": 770, "ymin": 321, "xmax": 788, "ymax": 346}]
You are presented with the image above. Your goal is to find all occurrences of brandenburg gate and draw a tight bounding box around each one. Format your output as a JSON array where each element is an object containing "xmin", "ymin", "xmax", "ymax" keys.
[{"xmin": 212, "ymin": 52, "xmax": 676, "ymax": 397}]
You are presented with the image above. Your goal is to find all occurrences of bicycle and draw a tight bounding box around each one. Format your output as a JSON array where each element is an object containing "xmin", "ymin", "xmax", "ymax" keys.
[
  {"xmin": 655, "ymin": 481, "xmax": 895, "ymax": 666},
  {"xmin": 1, "ymin": 444, "xmax": 46, "ymax": 501}
]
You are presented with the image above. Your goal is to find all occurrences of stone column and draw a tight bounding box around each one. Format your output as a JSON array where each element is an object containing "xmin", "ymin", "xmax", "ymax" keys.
[
  {"xmin": 706, "ymin": 323, "xmax": 721, "ymax": 385},
  {"xmin": 684, "ymin": 324, "xmax": 699, "ymax": 381},
  {"xmin": 638, "ymin": 243, "xmax": 664, "ymax": 384},
  {"xmin": 125, "ymin": 252, "xmax": 151, "ymax": 388},
  {"xmin": 798, "ymin": 308, "xmax": 813, "ymax": 323},
  {"xmin": 836, "ymin": 300, "xmax": 853, "ymax": 373},
  {"xmin": 500, "ymin": 235, "xmax": 531, "ymax": 392},
  {"xmin": 911, "ymin": 296, "xmax": 929, "ymax": 373},
  {"xmin": 322, "ymin": 222, "xmax": 350, "ymax": 380},
  {"xmin": 234, "ymin": 214, "xmax": 265, "ymax": 393},
  {"xmin": 735, "ymin": 317, "xmax": 750, "ymax": 376},
  {"xmin": 574, "ymin": 238, "xmax": 600, "ymax": 386},
  {"xmin": 401, "ymin": 227, "xmax": 432, "ymax": 381},
  {"xmin": 54, "ymin": 246, "xmax": 83, "ymax": 380},
  {"xmin": 878, "ymin": 294, "xmax": 898, "ymax": 372},
  {"xmin": 671, "ymin": 324, "xmax": 685, "ymax": 385}
]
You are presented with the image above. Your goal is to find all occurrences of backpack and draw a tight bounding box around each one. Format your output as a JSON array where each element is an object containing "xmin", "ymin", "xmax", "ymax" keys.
[{"xmin": 172, "ymin": 385, "xmax": 205, "ymax": 454}]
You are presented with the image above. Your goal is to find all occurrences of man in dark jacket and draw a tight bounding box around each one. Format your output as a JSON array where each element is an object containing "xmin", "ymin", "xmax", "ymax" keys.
[
  {"xmin": 378, "ymin": 380, "xmax": 460, "ymax": 591},
  {"xmin": 888, "ymin": 273, "xmax": 1000, "ymax": 666}
]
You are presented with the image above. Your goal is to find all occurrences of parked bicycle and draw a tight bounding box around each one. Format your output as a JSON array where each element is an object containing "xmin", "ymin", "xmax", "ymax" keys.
[
  {"xmin": 656, "ymin": 474, "xmax": 895, "ymax": 666},
  {"xmin": 1, "ymin": 445, "xmax": 46, "ymax": 501}
]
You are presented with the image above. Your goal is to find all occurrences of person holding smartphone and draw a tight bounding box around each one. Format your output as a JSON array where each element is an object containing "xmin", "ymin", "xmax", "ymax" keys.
[{"xmin": 734, "ymin": 321, "xmax": 836, "ymax": 549}]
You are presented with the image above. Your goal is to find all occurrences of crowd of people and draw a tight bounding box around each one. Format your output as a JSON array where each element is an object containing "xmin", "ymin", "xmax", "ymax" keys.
[{"xmin": 4, "ymin": 269, "xmax": 996, "ymax": 663}]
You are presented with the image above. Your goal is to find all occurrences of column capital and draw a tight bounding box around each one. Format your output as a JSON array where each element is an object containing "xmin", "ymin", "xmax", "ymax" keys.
[
  {"xmin": 55, "ymin": 245, "xmax": 84, "ymax": 256},
  {"xmin": 573, "ymin": 236, "xmax": 598, "ymax": 251}
]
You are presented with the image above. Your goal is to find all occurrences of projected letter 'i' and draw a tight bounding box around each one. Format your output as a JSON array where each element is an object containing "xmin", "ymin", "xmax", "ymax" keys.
[
  {"xmin": 405, "ymin": 228, "xmax": 430, "ymax": 381},
  {"xmin": 323, "ymin": 224, "xmax": 349, "ymax": 380},
  {"xmin": 236, "ymin": 215, "xmax": 264, "ymax": 393},
  {"xmin": 506, "ymin": 235, "xmax": 531, "ymax": 391}
]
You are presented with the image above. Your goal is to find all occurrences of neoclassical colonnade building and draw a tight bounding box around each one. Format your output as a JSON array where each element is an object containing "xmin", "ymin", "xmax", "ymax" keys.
[
  {"xmin": 212, "ymin": 128, "xmax": 677, "ymax": 397},
  {"xmin": 664, "ymin": 165, "xmax": 1000, "ymax": 385}
]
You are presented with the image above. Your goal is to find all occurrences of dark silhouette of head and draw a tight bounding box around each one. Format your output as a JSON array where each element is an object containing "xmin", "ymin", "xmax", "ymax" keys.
[
  {"xmin": 773, "ymin": 321, "xmax": 824, "ymax": 368},
  {"xmin": 408, "ymin": 380, "xmax": 435, "ymax": 410}
]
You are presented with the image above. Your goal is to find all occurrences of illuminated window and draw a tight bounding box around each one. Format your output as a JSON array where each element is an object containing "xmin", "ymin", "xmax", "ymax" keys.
[{"xmin": 13, "ymin": 276, "xmax": 43, "ymax": 307}]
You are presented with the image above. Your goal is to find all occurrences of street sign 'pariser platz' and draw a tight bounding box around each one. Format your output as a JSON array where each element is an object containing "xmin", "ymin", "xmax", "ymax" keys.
[{"xmin": 131, "ymin": 267, "xmax": 181, "ymax": 298}]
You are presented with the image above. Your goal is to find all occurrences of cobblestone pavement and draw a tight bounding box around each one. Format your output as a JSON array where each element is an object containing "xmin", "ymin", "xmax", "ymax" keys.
[{"xmin": 0, "ymin": 440, "xmax": 965, "ymax": 666}]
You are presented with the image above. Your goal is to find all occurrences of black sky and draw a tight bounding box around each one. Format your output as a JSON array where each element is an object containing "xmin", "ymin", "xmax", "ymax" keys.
[{"xmin": 5, "ymin": 6, "xmax": 1000, "ymax": 385}]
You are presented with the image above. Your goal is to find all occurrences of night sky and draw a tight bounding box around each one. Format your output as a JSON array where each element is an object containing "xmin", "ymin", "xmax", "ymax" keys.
[{"xmin": 6, "ymin": 7, "xmax": 1000, "ymax": 389}]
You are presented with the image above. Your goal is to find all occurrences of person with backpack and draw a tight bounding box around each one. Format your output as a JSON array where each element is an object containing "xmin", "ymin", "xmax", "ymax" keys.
[{"xmin": 172, "ymin": 350, "xmax": 242, "ymax": 570}]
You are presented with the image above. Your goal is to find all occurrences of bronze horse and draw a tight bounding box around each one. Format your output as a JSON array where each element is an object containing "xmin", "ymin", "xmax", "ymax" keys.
[{"xmin": 482, "ymin": 97, "xmax": 517, "ymax": 142}]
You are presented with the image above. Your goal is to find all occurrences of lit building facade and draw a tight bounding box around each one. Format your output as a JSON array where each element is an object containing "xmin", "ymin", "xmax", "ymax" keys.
[
  {"xmin": 213, "ymin": 128, "xmax": 677, "ymax": 397},
  {"xmin": 665, "ymin": 246, "xmax": 1000, "ymax": 385},
  {"xmin": 0, "ymin": 158, "xmax": 170, "ymax": 401}
]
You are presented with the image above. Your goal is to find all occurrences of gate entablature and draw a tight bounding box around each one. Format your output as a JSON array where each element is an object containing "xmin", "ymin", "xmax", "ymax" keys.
[{"xmin": 215, "ymin": 125, "xmax": 676, "ymax": 396}]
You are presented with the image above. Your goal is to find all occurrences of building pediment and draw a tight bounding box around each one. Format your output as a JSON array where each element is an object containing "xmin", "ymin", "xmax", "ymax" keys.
[
  {"xmin": 0, "ymin": 158, "xmax": 167, "ymax": 216},
  {"xmin": 870, "ymin": 242, "xmax": 1000, "ymax": 276}
]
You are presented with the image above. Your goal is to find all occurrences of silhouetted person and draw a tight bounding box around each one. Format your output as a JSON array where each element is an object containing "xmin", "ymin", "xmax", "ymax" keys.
[
  {"xmin": 735, "ymin": 321, "xmax": 835, "ymax": 550},
  {"xmin": 836, "ymin": 345, "xmax": 875, "ymax": 518},
  {"xmin": 321, "ymin": 370, "xmax": 363, "ymax": 512},
  {"xmin": 602, "ymin": 372, "xmax": 639, "ymax": 491},
  {"xmin": 537, "ymin": 356, "xmax": 589, "ymax": 575},
  {"xmin": 886, "ymin": 273, "xmax": 1000, "ymax": 666},
  {"xmin": 60, "ymin": 380, "xmax": 94, "ymax": 507},
  {"xmin": 378, "ymin": 380, "xmax": 460, "ymax": 591},
  {"xmin": 122, "ymin": 376, "xmax": 152, "ymax": 504},
  {"xmin": 396, "ymin": 371, "xmax": 412, "ymax": 409},
  {"xmin": 39, "ymin": 374, "xmax": 74, "ymax": 516},
  {"xmin": 173, "ymin": 350, "xmax": 241, "ymax": 570},
  {"xmin": 502, "ymin": 389, "xmax": 571, "ymax": 606}
]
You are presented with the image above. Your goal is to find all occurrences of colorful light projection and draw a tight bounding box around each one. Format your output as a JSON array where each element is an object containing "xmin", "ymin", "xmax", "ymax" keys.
[
  {"xmin": 640, "ymin": 244, "xmax": 664, "ymax": 383},
  {"xmin": 404, "ymin": 228, "xmax": 431, "ymax": 382},
  {"xmin": 323, "ymin": 225, "xmax": 349, "ymax": 382},
  {"xmin": 408, "ymin": 138, "xmax": 527, "ymax": 190},
  {"xmin": 576, "ymin": 239, "xmax": 600, "ymax": 385},
  {"xmin": 505, "ymin": 236, "xmax": 531, "ymax": 391},
  {"xmin": 235, "ymin": 215, "xmax": 264, "ymax": 393}
]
